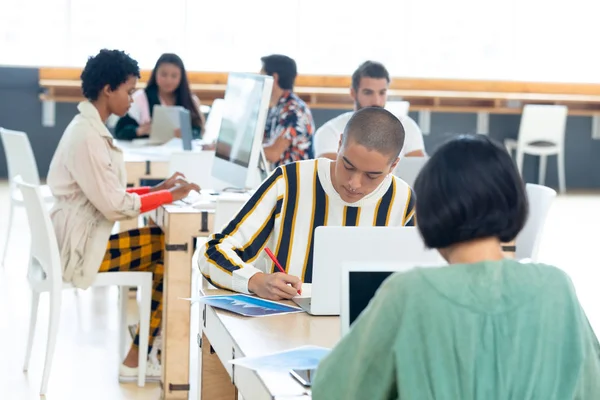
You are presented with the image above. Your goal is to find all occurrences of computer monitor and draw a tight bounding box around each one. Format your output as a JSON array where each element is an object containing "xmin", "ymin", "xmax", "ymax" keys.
[
  {"xmin": 212, "ymin": 73, "xmax": 273, "ymax": 190},
  {"xmin": 202, "ymin": 98, "xmax": 225, "ymax": 145}
]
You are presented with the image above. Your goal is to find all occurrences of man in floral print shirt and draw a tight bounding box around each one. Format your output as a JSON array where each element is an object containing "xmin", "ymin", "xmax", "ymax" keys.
[{"xmin": 260, "ymin": 54, "xmax": 315, "ymax": 167}]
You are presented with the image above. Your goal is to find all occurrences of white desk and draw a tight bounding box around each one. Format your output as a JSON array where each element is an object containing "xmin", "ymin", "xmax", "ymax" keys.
[
  {"xmin": 118, "ymin": 138, "xmax": 205, "ymax": 186},
  {"xmin": 117, "ymin": 139, "xmax": 201, "ymax": 232},
  {"xmin": 197, "ymin": 278, "xmax": 339, "ymax": 400}
]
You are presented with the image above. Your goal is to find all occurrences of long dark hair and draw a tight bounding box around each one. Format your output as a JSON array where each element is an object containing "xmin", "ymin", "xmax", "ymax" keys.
[{"xmin": 146, "ymin": 53, "xmax": 203, "ymax": 130}]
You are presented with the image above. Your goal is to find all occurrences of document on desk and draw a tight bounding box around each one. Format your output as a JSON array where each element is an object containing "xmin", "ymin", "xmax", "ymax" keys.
[
  {"xmin": 229, "ymin": 345, "xmax": 330, "ymax": 371},
  {"xmin": 181, "ymin": 294, "xmax": 304, "ymax": 317}
]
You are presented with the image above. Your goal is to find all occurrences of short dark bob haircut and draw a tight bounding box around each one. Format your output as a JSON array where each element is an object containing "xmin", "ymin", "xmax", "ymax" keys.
[
  {"xmin": 81, "ymin": 49, "xmax": 140, "ymax": 101},
  {"xmin": 413, "ymin": 134, "xmax": 528, "ymax": 249}
]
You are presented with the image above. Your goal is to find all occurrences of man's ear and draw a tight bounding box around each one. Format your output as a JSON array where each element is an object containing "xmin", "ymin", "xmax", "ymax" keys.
[
  {"xmin": 350, "ymin": 87, "xmax": 357, "ymax": 101},
  {"xmin": 272, "ymin": 72, "xmax": 280, "ymax": 88},
  {"xmin": 389, "ymin": 156, "xmax": 400, "ymax": 173},
  {"xmin": 337, "ymin": 136, "xmax": 343, "ymax": 153}
]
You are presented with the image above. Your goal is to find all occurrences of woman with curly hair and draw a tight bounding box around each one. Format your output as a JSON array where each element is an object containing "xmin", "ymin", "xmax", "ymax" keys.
[{"xmin": 47, "ymin": 49, "xmax": 199, "ymax": 382}]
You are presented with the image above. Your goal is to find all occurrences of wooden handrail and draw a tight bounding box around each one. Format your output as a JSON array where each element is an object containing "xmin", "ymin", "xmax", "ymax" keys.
[
  {"xmin": 39, "ymin": 67, "xmax": 600, "ymax": 95},
  {"xmin": 38, "ymin": 67, "xmax": 600, "ymax": 115}
]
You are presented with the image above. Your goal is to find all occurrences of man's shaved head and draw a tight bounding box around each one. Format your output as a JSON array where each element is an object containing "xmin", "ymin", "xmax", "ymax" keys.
[{"xmin": 341, "ymin": 107, "xmax": 405, "ymax": 161}]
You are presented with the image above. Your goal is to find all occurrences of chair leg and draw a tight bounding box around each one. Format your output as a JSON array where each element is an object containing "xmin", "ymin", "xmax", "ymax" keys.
[
  {"xmin": 40, "ymin": 290, "xmax": 62, "ymax": 395},
  {"xmin": 1, "ymin": 200, "xmax": 14, "ymax": 266},
  {"xmin": 538, "ymin": 155, "xmax": 547, "ymax": 186},
  {"xmin": 23, "ymin": 291, "xmax": 40, "ymax": 371},
  {"xmin": 137, "ymin": 278, "xmax": 152, "ymax": 387},
  {"xmin": 515, "ymin": 150, "xmax": 525, "ymax": 176},
  {"xmin": 119, "ymin": 286, "xmax": 128, "ymax": 359},
  {"xmin": 557, "ymin": 150, "xmax": 567, "ymax": 194}
]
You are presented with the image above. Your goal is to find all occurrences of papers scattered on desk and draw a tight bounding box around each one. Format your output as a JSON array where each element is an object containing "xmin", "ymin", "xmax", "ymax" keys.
[
  {"xmin": 229, "ymin": 345, "xmax": 330, "ymax": 371},
  {"xmin": 180, "ymin": 294, "xmax": 304, "ymax": 317}
]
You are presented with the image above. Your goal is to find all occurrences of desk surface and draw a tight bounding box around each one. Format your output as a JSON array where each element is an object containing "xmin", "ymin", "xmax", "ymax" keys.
[
  {"xmin": 116, "ymin": 138, "xmax": 206, "ymax": 162},
  {"xmin": 199, "ymin": 279, "xmax": 339, "ymax": 399}
]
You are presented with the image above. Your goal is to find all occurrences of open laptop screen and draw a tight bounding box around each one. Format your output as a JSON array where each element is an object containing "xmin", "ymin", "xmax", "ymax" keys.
[{"xmin": 348, "ymin": 271, "xmax": 394, "ymax": 325}]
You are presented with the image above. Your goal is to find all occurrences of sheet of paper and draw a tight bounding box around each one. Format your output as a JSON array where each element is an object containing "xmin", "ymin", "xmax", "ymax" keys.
[
  {"xmin": 229, "ymin": 345, "xmax": 330, "ymax": 371},
  {"xmin": 179, "ymin": 294, "xmax": 304, "ymax": 317}
]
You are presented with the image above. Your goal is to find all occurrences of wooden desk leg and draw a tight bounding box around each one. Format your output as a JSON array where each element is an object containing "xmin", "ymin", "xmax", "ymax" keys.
[
  {"xmin": 161, "ymin": 213, "xmax": 195, "ymax": 399},
  {"xmin": 118, "ymin": 217, "xmax": 140, "ymax": 233},
  {"xmin": 201, "ymin": 333, "xmax": 237, "ymax": 400}
]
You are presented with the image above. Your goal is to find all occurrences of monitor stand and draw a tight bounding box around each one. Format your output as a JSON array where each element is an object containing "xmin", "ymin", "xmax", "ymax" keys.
[{"xmin": 242, "ymin": 148, "xmax": 271, "ymax": 192}]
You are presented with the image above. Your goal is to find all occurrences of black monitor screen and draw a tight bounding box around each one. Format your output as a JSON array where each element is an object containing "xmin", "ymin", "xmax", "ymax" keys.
[{"xmin": 348, "ymin": 271, "xmax": 394, "ymax": 325}]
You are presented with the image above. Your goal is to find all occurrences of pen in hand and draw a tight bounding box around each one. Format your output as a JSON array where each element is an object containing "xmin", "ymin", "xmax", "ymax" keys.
[{"xmin": 263, "ymin": 247, "xmax": 302, "ymax": 295}]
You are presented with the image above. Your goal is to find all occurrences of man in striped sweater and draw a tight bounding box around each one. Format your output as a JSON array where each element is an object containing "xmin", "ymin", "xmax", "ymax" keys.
[{"xmin": 198, "ymin": 107, "xmax": 415, "ymax": 300}]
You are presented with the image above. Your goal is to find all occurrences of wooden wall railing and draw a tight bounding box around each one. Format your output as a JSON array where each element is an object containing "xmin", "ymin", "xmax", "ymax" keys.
[{"xmin": 38, "ymin": 68, "xmax": 600, "ymax": 115}]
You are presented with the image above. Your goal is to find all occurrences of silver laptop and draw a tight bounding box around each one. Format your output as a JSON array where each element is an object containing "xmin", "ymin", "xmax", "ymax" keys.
[
  {"xmin": 291, "ymin": 226, "xmax": 446, "ymax": 315},
  {"xmin": 178, "ymin": 108, "xmax": 194, "ymax": 150}
]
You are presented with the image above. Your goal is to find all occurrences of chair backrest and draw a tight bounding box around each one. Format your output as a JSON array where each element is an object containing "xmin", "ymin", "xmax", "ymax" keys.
[
  {"xmin": 515, "ymin": 183, "xmax": 557, "ymax": 261},
  {"xmin": 213, "ymin": 193, "xmax": 250, "ymax": 232},
  {"xmin": 0, "ymin": 128, "xmax": 42, "ymax": 187},
  {"xmin": 385, "ymin": 100, "xmax": 410, "ymax": 118},
  {"xmin": 393, "ymin": 156, "xmax": 429, "ymax": 187},
  {"xmin": 517, "ymin": 105, "xmax": 568, "ymax": 146},
  {"xmin": 15, "ymin": 176, "xmax": 62, "ymax": 287}
]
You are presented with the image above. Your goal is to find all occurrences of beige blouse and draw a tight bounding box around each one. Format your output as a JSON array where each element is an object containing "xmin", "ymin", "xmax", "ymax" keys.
[{"xmin": 47, "ymin": 101, "xmax": 142, "ymax": 289}]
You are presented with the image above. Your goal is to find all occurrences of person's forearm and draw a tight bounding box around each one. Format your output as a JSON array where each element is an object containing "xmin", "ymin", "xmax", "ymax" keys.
[
  {"xmin": 126, "ymin": 186, "xmax": 151, "ymax": 195},
  {"xmin": 263, "ymin": 144, "xmax": 281, "ymax": 164},
  {"xmin": 139, "ymin": 190, "xmax": 173, "ymax": 213}
]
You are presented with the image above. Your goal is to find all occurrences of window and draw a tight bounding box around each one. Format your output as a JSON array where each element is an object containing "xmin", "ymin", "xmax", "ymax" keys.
[
  {"xmin": 0, "ymin": 0, "xmax": 598, "ymax": 83},
  {"xmin": 0, "ymin": 0, "xmax": 68, "ymax": 67}
]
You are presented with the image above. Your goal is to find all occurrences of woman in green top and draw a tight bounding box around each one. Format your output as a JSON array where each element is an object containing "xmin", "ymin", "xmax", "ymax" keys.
[{"xmin": 312, "ymin": 134, "xmax": 600, "ymax": 400}]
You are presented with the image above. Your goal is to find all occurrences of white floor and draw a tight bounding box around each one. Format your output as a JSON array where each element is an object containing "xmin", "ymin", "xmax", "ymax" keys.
[{"xmin": 1, "ymin": 182, "xmax": 599, "ymax": 399}]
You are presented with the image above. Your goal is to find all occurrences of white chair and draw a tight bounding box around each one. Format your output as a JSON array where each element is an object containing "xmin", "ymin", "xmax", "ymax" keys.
[
  {"xmin": 393, "ymin": 156, "xmax": 429, "ymax": 187},
  {"xmin": 385, "ymin": 100, "xmax": 410, "ymax": 118},
  {"xmin": 514, "ymin": 183, "xmax": 557, "ymax": 262},
  {"xmin": 504, "ymin": 105, "xmax": 568, "ymax": 194},
  {"xmin": 16, "ymin": 177, "xmax": 153, "ymax": 393},
  {"xmin": 0, "ymin": 128, "xmax": 54, "ymax": 266}
]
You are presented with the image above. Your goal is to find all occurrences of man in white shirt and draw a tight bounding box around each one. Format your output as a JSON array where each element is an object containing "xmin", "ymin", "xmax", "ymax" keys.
[{"xmin": 314, "ymin": 61, "xmax": 426, "ymax": 160}]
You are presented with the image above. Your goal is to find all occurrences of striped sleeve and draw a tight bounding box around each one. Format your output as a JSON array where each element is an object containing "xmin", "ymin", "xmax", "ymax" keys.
[
  {"xmin": 402, "ymin": 187, "xmax": 416, "ymax": 226},
  {"xmin": 198, "ymin": 167, "xmax": 284, "ymax": 294}
]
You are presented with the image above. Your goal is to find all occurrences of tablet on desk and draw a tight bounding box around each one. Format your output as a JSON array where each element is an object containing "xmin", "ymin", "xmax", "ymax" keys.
[{"xmin": 149, "ymin": 105, "xmax": 181, "ymax": 145}]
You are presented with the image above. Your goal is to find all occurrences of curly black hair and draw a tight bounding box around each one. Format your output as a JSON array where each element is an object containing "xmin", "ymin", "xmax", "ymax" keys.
[{"xmin": 80, "ymin": 49, "xmax": 140, "ymax": 101}]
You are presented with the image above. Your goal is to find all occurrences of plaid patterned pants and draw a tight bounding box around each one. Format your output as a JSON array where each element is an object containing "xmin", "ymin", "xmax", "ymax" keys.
[{"xmin": 98, "ymin": 226, "xmax": 164, "ymax": 354}]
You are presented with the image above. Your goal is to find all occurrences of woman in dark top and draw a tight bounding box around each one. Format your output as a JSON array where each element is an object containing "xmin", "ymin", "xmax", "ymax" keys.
[{"xmin": 114, "ymin": 53, "xmax": 205, "ymax": 140}]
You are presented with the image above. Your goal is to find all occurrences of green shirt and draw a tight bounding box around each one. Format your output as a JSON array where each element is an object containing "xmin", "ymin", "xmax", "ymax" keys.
[{"xmin": 312, "ymin": 260, "xmax": 600, "ymax": 400}]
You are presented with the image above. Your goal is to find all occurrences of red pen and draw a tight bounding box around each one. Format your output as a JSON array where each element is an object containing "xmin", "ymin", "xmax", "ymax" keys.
[{"xmin": 263, "ymin": 247, "xmax": 301, "ymax": 295}]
